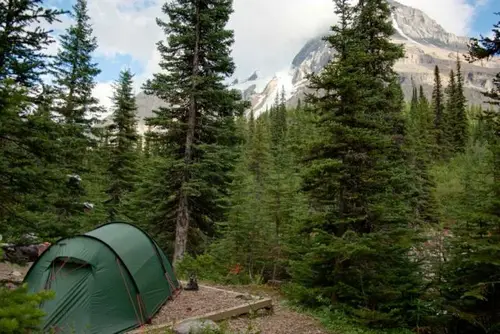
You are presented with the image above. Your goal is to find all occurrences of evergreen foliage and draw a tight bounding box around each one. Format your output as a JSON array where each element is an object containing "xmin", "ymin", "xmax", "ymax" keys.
[
  {"xmin": 2, "ymin": 1, "xmax": 500, "ymax": 333},
  {"xmin": 104, "ymin": 69, "xmax": 139, "ymax": 220},
  {"xmin": 443, "ymin": 59, "xmax": 469, "ymax": 156},
  {"xmin": 443, "ymin": 69, "xmax": 456, "ymax": 157},
  {"xmin": 52, "ymin": 0, "xmax": 101, "ymax": 127},
  {"xmin": 142, "ymin": 0, "xmax": 248, "ymax": 264},
  {"xmin": 0, "ymin": 3, "xmax": 62, "ymax": 333},
  {"xmin": 0, "ymin": 0, "xmax": 67, "ymax": 239},
  {"xmin": 406, "ymin": 84, "xmax": 439, "ymax": 227},
  {"xmin": 453, "ymin": 57, "xmax": 468, "ymax": 152},
  {"xmin": 286, "ymin": 0, "xmax": 424, "ymax": 327},
  {"xmin": 50, "ymin": 0, "xmax": 103, "ymax": 235},
  {"xmin": 468, "ymin": 14, "xmax": 500, "ymax": 105},
  {"xmin": 436, "ymin": 15, "xmax": 500, "ymax": 333},
  {"xmin": 432, "ymin": 65, "xmax": 446, "ymax": 159},
  {"xmin": 0, "ymin": 284, "xmax": 54, "ymax": 334},
  {"xmin": 0, "ymin": 0, "xmax": 64, "ymax": 87}
]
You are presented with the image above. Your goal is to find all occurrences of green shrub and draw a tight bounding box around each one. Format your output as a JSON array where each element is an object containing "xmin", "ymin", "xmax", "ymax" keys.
[
  {"xmin": 175, "ymin": 253, "xmax": 257, "ymax": 285},
  {"xmin": 175, "ymin": 254, "xmax": 226, "ymax": 282},
  {"xmin": 0, "ymin": 284, "xmax": 54, "ymax": 334}
]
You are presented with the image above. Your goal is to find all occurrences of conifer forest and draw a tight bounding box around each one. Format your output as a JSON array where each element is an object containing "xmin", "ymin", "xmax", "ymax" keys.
[{"xmin": 1, "ymin": 0, "xmax": 500, "ymax": 333}]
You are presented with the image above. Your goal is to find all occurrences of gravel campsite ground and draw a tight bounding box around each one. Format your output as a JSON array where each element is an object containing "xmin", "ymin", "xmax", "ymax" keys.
[{"xmin": 1, "ymin": 262, "xmax": 329, "ymax": 334}]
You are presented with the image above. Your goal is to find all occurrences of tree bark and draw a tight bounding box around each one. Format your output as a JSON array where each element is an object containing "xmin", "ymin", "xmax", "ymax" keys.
[{"xmin": 173, "ymin": 1, "xmax": 201, "ymax": 266}]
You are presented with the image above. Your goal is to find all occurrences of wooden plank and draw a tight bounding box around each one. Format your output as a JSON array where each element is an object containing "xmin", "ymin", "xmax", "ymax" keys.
[
  {"xmin": 128, "ymin": 287, "xmax": 272, "ymax": 334},
  {"xmin": 202, "ymin": 298, "xmax": 272, "ymax": 322},
  {"xmin": 179, "ymin": 281, "xmax": 246, "ymax": 297}
]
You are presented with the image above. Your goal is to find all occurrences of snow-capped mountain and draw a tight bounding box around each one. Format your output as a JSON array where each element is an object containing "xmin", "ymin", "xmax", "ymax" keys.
[
  {"xmin": 229, "ymin": 0, "xmax": 500, "ymax": 117},
  {"xmin": 109, "ymin": 0, "xmax": 500, "ymax": 133}
]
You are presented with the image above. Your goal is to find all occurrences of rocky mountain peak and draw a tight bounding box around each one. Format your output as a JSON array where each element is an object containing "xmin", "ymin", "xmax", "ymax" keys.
[
  {"xmin": 246, "ymin": 71, "xmax": 259, "ymax": 81},
  {"xmin": 114, "ymin": 1, "xmax": 500, "ymax": 134},
  {"xmin": 389, "ymin": 0, "xmax": 469, "ymax": 49},
  {"xmin": 229, "ymin": 0, "xmax": 500, "ymax": 116}
]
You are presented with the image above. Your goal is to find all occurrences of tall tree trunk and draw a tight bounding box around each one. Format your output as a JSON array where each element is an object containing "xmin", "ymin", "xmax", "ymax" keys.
[{"xmin": 173, "ymin": 1, "xmax": 201, "ymax": 266}]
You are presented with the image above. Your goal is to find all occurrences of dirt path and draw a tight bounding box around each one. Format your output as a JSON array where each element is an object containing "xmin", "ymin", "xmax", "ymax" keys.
[{"xmin": 208, "ymin": 283, "xmax": 329, "ymax": 334}]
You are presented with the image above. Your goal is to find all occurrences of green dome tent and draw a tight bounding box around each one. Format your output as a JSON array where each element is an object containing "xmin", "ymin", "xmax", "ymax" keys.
[{"xmin": 23, "ymin": 222, "xmax": 180, "ymax": 334}]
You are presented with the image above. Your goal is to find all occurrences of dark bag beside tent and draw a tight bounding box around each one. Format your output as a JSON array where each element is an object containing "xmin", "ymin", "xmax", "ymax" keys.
[{"xmin": 23, "ymin": 222, "xmax": 180, "ymax": 334}]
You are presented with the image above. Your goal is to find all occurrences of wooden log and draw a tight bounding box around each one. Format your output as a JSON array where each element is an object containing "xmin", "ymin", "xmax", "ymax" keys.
[
  {"xmin": 201, "ymin": 297, "xmax": 273, "ymax": 322},
  {"xmin": 128, "ymin": 286, "xmax": 273, "ymax": 334}
]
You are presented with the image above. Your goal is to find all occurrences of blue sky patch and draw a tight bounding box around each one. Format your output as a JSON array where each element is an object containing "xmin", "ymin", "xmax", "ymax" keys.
[
  {"xmin": 117, "ymin": 0, "xmax": 158, "ymax": 12},
  {"xmin": 95, "ymin": 54, "xmax": 145, "ymax": 82},
  {"xmin": 470, "ymin": 2, "xmax": 498, "ymax": 37}
]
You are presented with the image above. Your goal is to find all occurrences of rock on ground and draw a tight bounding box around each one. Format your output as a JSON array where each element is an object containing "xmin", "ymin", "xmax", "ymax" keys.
[{"xmin": 174, "ymin": 319, "xmax": 219, "ymax": 334}]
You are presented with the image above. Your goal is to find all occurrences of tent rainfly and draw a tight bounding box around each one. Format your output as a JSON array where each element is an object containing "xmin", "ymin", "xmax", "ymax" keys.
[{"xmin": 23, "ymin": 222, "xmax": 180, "ymax": 334}]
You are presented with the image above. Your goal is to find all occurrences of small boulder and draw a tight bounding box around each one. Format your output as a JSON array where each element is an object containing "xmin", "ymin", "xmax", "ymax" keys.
[
  {"xmin": 174, "ymin": 319, "xmax": 219, "ymax": 334},
  {"xmin": 11, "ymin": 271, "xmax": 22, "ymax": 277}
]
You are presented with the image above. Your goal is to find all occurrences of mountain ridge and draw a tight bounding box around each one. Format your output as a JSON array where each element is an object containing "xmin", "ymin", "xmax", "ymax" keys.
[
  {"xmin": 230, "ymin": 0, "xmax": 500, "ymax": 117},
  {"xmin": 104, "ymin": 0, "xmax": 500, "ymax": 133}
]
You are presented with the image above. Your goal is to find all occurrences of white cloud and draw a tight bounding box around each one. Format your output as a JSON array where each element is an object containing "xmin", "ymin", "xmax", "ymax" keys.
[
  {"xmin": 228, "ymin": 0, "xmax": 336, "ymax": 78},
  {"xmin": 88, "ymin": 0, "xmax": 163, "ymax": 63},
  {"xmin": 93, "ymin": 81, "xmax": 115, "ymax": 111}
]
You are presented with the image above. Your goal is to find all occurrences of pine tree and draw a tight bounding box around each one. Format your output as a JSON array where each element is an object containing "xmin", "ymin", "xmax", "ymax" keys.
[
  {"xmin": 248, "ymin": 113, "xmax": 270, "ymax": 188},
  {"xmin": 288, "ymin": 0, "xmax": 423, "ymax": 327},
  {"xmin": 0, "ymin": 0, "xmax": 64, "ymax": 88},
  {"xmin": 104, "ymin": 69, "xmax": 139, "ymax": 220},
  {"xmin": 270, "ymin": 86, "xmax": 287, "ymax": 153},
  {"xmin": 0, "ymin": 0, "xmax": 67, "ymax": 238},
  {"xmin": 143, "ymin": 0, "xmax": 248, "ymax": 264},
  {"xmin": 409, "ymin": 79, "xmax": 418, "ymax": 110},
  {"xmin": 50, "ymin": 0, "xmax": 102, "ymax": 234},
  {"xmin": 453, "ymin": 57, "xmax": 468, "ymax": 153},
  {"xmin": 0, "ymin": 2, "xmax": 62, "ymax": 332},
  {"xmin": 419, "ymin": 85, "xmax": 435, "ymax": 152},
  {"xmin": 216, "ymin": 115, "xmax": 274, "ymax": 280},
  {"xmin": 417, "ymin": 84, "xmax": 437, "ymax": 166},
  {"xmin": 267, "ymin": 96, "xmax": 295, "ymax": 280},
  {"xmin": 406, "ymin": 84, "xmax": 439, "ymax": 227},
  {"xmin": 53, "ymin": 0, "xmax": 101, "ymax": 127},
  {"xmin": 432, "ymin": 65, "xmax": 446, "ymax": 159},
  {"xmin": 443, "ymin": 69, "xmax": 456, "ymax": 157}
]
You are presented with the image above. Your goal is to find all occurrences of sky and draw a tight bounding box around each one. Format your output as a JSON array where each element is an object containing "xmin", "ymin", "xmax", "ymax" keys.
[{"xmin": 43, "ymin": 0, "xmax": 498, "ymax": 111}]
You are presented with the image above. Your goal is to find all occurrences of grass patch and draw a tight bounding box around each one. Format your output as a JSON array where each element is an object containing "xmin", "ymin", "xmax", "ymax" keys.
[{"xmin": 288, "ymin": 304, "xmax": 413, "ymax": 334}]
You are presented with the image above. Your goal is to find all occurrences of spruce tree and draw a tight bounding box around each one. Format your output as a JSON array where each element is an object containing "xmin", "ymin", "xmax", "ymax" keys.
[
  {"xmin": 406, "ymin": 84, "xmax": 439, "ymax": 227},
  {"xmin": 0, "ymin": 2, "xmax": 61, "ymax": 331},
  {"xmin": 409, "ymin": 81, "xmax": 419, "ymax": 124},
  {"xmin": 432, "ymin": 65, "xmax": 446, "ymax": 159},
  {"xmin": 453, "ymin": 57, "xmax": 468, "ymax": 153},
  {"xmin": 104, "ymin": 69, "xmax": 139, "ymax": 220},
  {"xmin": 0, "ymin": 0, "xmax": 64, "ymax": 87},
  {"xmin": 267, "ymin": 95, "xmax": 294, "ymax": 279},
  {"xmin": 53, "ymin": 0, "xmax": 101, "ymax": 128},
  {"xmin": 419, "ymin": 85, "xmax": 435, "ymax": 153},
  {"xmin": 288, "ymin": 0, "xmax": 423, "ymax": 326},
  {"xmin": 444, "ymin": 69, "xmax": 457, "ymax": 157},
  {"xmin": 216, "ymin": 115, "xmax": 274, "ymax": 280},
  {"xmin": 50, "ymin": 0, "xmax": 102, "ymax": 234},
  {"xmin": 143, "ymin": 0, "xmax": 248, "ymax": 264},
  {"xmin": 0, "ymin": 0, "xmax": 67, "ymax": 238}
]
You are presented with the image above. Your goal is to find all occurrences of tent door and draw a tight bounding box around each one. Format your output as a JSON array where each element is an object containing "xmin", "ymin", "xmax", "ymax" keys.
[{"xmin": 41, "ymin": 259, "xmax": 93, "ymax": 333}]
